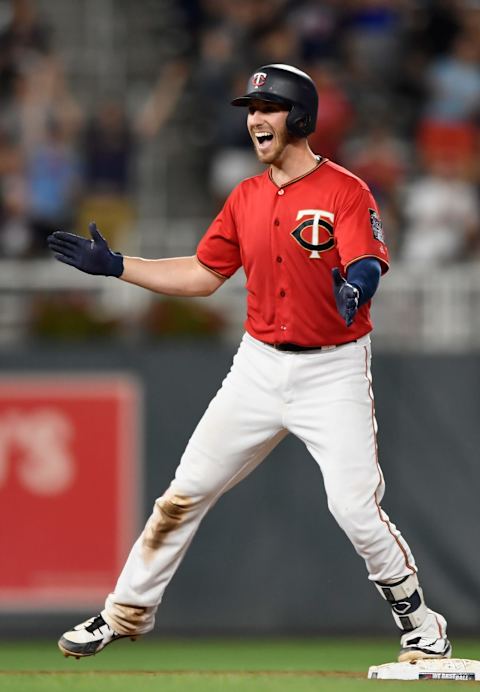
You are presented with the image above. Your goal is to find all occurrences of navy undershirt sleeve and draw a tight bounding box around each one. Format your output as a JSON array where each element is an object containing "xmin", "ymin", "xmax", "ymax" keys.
[{"xmin": 346, "ymin": 257, "xmax": 382, "ymax": 307}]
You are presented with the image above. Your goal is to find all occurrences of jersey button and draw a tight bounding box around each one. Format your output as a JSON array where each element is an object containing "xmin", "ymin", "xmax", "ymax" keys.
[
  {"xmin": 276, "ymin": 256, "xmax": 282, "ymax": 263},
  {"xmin": 277, "ymin": 189, "xmax": 285, "ymax": 196},
  {"xmin": 280, "ymin": 289, "xmax": 286, "ymax": 297},
  {"xmin": 274, "ymin": 218, "xmax": 280, "ymax": 226}
]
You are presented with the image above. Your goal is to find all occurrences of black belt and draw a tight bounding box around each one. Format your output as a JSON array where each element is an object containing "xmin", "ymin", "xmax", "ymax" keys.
[{"xmin": 264, "ymin": 340, "xmax": 356, "ymax": 352}]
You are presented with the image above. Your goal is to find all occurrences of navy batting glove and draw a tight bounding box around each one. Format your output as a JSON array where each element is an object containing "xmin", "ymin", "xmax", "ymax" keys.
[
  {"xmin": 332, "ymin": 267, "xmax": 360, "ymax": 327},
  {"xmin": 47, "ymin": 222, "xmax": 124, "ymax": 277}
]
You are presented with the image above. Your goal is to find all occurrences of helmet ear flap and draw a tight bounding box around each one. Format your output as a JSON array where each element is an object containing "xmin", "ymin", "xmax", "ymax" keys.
[{"xmin": 286, "ymin": 105, "xmax": 313, "ymax": 138}]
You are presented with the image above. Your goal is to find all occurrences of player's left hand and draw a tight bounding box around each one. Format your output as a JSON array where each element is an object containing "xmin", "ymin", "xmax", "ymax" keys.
[{"xmin": 332, "ymin": 267, "xmax": 360, "ymax": 327}]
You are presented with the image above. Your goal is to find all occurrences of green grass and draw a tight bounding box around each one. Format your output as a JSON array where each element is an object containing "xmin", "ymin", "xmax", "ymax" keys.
[{"xmin": 1, "ymin": 638, "xmax": 479, "ymax": 692}]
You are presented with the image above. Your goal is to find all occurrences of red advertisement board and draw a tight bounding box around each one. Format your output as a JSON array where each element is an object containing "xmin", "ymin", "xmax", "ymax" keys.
[{"xmin": 0, "ymin": 375, "xmax": 141, "ymax": 610}]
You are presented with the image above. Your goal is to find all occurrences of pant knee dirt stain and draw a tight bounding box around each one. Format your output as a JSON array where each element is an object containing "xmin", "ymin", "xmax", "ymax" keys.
[{"xmin": 142, "ymin": 492, "xmax": 192, "ymax": 559}]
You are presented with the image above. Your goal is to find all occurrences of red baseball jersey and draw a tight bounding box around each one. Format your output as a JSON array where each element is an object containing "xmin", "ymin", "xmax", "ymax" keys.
[{"xmin": 197, "ymin": 158, "xmax": 389, "ymax": 346}]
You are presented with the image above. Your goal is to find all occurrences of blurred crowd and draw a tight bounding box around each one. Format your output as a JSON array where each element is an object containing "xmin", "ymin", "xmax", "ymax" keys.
[
  {"xmin": 1, "ymin": 0, "xmax": 480, "ymax": 267},
  {"xmin": 0, "ymin": 0, "xmax": 137, "ymax": 259}
]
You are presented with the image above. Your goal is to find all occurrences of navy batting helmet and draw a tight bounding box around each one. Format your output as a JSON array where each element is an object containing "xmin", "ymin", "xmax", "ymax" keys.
[{"xmin": 231, "ymin": 64, "xmax": 318, "ymax": 138}]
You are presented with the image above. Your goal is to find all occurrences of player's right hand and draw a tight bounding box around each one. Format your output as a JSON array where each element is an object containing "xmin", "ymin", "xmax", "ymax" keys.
[{"xmin": 47, "ymin": 222, "xmax": 124, "ymax": 277}]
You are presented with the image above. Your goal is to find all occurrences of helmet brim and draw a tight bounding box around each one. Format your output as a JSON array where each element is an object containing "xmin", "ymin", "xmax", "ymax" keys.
[{"xmin": 231, "ymin": 93, "xmax": 292, "ymax": 108}]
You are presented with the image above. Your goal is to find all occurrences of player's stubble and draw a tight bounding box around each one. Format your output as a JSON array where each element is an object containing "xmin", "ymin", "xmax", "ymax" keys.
[
  {"xmin": 247, "ymin": 107, "xmax": 292, "ymax": 167},
  {"xmin": 251, "ymin": 126, "xmax": 293, "ymax": 167}
]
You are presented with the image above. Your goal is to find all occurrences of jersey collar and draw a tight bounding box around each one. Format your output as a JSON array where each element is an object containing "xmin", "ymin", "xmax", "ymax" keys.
[{"xmin": 268, "ymin": 155, "xmax": 328, "ymax": 190}]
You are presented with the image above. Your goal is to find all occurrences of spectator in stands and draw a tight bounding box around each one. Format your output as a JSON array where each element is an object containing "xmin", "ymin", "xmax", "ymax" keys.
[
  {"xmin": 219, "ymin": 0, "xmax": 287, "ymax": 45},
  {"xmin": 0, "ymin": 1, "xmax": 82, "ymax": 257},
  {"xmin": 422, "ymin": 31, "xmax": 480, "ymax": 125},
  {"xmin": 0, "ymin": 0, "xmax": 52, "ymax": 105},
  {"xmin": 1, "ymin": 57, "xmax": 82, "ymax": 155},
  {"xmin": 251, "ymin": 18, "xmax": 299, "ymax": 67},
  {"xmin": 287, "ymin": 0, "xmax": 339, "ymax": 62},
  {"xmin": 416, "ymin": 31, "xmax": 480, "ymax": 177},
  {"xmin": 307, "ymin": 60, "xmax": 353, "ymax": 161},
  {"xmin": 134, "ymin": 59, "xmax": 191, "ymax": 141},
  {"xmin": 78, "ymin": 99, "xmax": 136, "ymax": 249},
  {"xmin": 340, "ymin": 119, "xmax": 410, "ymax": 256},
  {"xmin": 0, "ymin": 54, "xmax": 82, "ymax": 256},
  {"xmin": 399, "ymin": 154, "xmax": 480, "ymax": 266},
  {"xmin": 405, "ymin": 0, "xmax": 461, "ymax": 60},
  {"xmin": 457, "ymin": 0, "xmax": 480, "ymax": 46},
  {"xmin": 340, "ymin": 0, "xmax": 405, "ymax": 84},
  {"xmin": 24, "ymin": 117, "xmax": 80, "ymax": 255},
  {"xmin": 0, "ymin": 125, "xmax": 29, "ymax": 257}
]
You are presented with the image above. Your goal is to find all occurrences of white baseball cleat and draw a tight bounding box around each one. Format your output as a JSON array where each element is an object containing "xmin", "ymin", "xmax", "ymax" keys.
[
  {"xmin": 398, "ymin": 609, "xmax": 452, "ymax": 662},
  {"xmin": 58, "ymin": 614, "xmax": 137, "ymax": 658}
]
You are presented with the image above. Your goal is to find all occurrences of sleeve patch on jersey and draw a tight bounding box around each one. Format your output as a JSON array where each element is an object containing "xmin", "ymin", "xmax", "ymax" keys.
[{"xmin": 369, "ymin": 208, "xmax": 384, "ymax": 243}]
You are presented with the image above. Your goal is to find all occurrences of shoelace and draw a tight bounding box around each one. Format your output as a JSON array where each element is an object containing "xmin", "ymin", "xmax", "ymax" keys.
[{"xmin": 85, "ymin": 615, "xmax": 107, "ymax": 634}]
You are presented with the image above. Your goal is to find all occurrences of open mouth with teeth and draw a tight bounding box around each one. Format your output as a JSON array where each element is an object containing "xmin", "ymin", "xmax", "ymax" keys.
[{"xmin": 255, "ymin": 131, "xmax": 274, "ymax": 149}]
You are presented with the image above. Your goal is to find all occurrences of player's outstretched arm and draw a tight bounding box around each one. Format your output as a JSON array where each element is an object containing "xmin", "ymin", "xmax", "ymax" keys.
[
  {"xmin": 120, "ymin": 255, "xmax": 224, "ymax": 297},
  {"xmin": 47, "ymin": 223, "xmax": 225, "ymax": 297}
]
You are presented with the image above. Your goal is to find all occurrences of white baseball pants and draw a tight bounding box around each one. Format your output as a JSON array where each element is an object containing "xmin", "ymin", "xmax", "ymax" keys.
[{"xmin": 103, "ymin": 332, "xmax": 416, "ymax": 635}]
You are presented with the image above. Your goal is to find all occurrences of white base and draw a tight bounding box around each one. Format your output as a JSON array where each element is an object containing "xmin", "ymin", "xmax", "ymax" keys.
[{"xmin": 368, "ymin": 658, "xmax": 480, "ymax": 681}]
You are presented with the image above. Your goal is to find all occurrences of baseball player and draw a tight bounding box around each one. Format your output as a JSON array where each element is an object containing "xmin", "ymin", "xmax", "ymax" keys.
[{"xmin": 47, "ymin": 64, "xmax": 451, "ymax": 662}]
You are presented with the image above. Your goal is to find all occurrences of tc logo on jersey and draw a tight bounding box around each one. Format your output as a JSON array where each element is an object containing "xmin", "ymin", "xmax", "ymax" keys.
[
  {"xmin": 291, "ymin": 210, "xmax": 335, "ymax": 259},
  {"xmin": 251, "ymin": 72, "xmax": 267, "ymax": 87}
]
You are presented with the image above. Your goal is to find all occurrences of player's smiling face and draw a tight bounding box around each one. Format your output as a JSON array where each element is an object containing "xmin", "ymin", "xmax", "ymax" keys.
[{"xmin": 247, "ymin": 99, "xmax": 290, "ymax": 164}]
